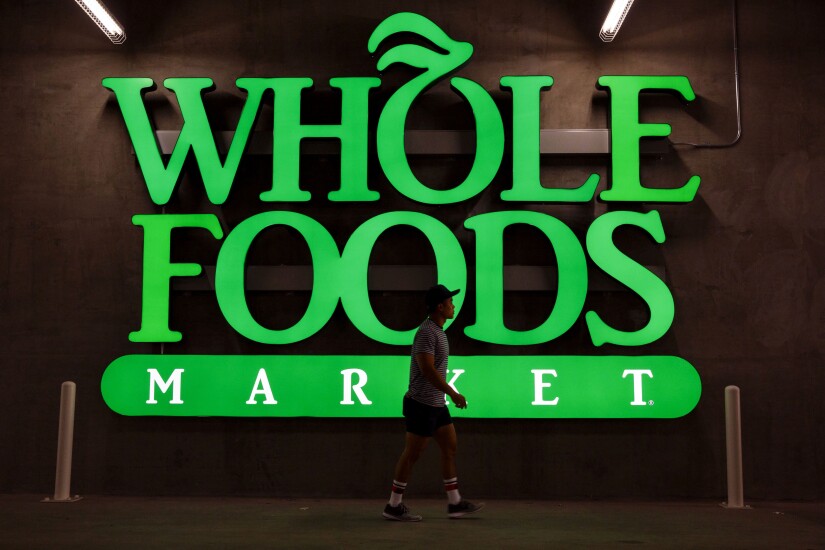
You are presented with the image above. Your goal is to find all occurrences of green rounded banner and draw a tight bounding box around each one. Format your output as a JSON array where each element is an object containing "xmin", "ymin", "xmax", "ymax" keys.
[{"xmin": 101, "ymin": 355, "xmax": 701, "ymax": 418}]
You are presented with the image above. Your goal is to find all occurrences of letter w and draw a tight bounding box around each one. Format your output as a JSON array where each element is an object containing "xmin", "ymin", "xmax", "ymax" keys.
[{"xmin": 102, "ymin": 77, "xmax": 270, "ymax": 205}]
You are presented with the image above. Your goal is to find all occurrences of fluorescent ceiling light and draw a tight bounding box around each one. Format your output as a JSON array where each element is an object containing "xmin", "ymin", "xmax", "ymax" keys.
[
  {"xmin": 599, "ymin": 0, "xmax": 635, "ymax": 42},
  {"xmin": 74, "ymin": 0, "xmax": 126, "ymax": 44}
]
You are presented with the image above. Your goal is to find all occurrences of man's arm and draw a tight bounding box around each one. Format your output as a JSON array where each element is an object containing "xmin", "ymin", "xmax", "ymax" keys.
[{"xmin": 415, "ymin": 352, "xmax": 467, "ymax": 408}]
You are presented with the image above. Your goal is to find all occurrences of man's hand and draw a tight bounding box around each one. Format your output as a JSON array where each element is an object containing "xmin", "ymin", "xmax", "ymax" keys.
[
  {"xmin": 415, "ymin": 353, "xmax": 468, "ymax": 409},
  {"xmin": 451, "ymin": 392, "xmax": 467, "ymax": 409}
]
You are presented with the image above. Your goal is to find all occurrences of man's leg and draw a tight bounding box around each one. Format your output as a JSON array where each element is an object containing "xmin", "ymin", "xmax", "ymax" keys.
[
  {"xmin": 388, "ymin": 432, "xmax": 429, "ymax": 506},
  {"xmin": 393, "ymin": 432, "xmax": 430, "ymax": 484},
  {"xmin": 434, "ymin": 423, "xmax": 484, "ymax": 518},
  {"xmin": 384, "ymin": 432, "xmax": 429, "ymax": 521},
  {"xmin": 433, "ymin": 423, "xmax": 458, "ymax": 480},
  {"xmin": 433, "ymin": 423, "xmax": 460, "ymax": 503}
]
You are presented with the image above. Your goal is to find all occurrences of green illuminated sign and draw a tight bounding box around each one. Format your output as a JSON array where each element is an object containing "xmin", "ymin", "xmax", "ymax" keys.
[
  {"xmin": 127, "ymin": 210, "xmax": 670, "ymax": 347},
  {"xmin": 102, "ymin": 13, "xmax": 697, "ymax": 206},
  {"xmin": 102, "ymin": 355, "xmax": 700, "ymax": 419},
  {"xmin": 101, "ymin": 11, "xmax": 704, "ymax": 418}
]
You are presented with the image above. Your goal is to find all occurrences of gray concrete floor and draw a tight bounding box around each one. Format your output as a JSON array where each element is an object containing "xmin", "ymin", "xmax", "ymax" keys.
[{"xmin": 0, "ymin": 495, "xmax": 823, "ymax": 549}]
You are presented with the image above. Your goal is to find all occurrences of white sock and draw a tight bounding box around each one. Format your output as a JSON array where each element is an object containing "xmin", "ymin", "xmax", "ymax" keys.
[
  {"xmin": 389, "ymin": 480, "xmax": 406, "ymax": 507},
  {"xmin": 444, "ymin": 477, "xmax": 461, "ymax": 505}
]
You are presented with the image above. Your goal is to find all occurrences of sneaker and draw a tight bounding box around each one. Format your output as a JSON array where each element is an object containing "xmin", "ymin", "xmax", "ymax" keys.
[
  {"xmin": 448, "ymin": 500, "xmax": 485, "ymax": 518},
  {"xmin": 383, "ymin": 503, "xmax": 423, "ymax": 522}
]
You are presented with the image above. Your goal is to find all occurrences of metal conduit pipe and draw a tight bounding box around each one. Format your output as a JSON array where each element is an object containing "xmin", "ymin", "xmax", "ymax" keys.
[{"xmin": 673, "ymin": 0, "xmax": 742, "ymax": 148}]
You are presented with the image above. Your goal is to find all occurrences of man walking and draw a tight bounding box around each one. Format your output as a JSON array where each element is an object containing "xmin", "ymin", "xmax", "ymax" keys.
[{"xmin": 382, "ymin": 284, "xmax": 484, "ymax": 521}]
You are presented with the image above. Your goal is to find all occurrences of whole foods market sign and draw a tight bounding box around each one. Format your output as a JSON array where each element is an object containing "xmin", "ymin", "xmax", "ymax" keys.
[{"xmin": 101, "ymin": 12, "xmax": 702, "ymax": 418}]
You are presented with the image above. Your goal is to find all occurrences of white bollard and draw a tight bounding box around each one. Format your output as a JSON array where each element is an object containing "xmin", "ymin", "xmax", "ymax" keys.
[
  {"xmin": 722, "ymin": 385, "xmax": 745, "ymax": 509},
  {"xmin": 43, "ymin": 382, "xmax": 82, "ymax": 503}
]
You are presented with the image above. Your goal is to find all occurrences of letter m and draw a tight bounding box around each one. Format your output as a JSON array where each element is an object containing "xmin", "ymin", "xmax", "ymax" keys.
[
  {"xmin": 147, "ymin": 368, "xmax": 184, "ymax": 404},
  {"xmin": 102, "ymin": 77, "xmax": 270, "ymax": 205}
]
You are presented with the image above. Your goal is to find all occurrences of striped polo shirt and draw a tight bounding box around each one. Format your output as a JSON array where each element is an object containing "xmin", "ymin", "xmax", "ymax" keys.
[{"xmin": 406, "ymin": 317, "xmax": 449, "ymax": 407}]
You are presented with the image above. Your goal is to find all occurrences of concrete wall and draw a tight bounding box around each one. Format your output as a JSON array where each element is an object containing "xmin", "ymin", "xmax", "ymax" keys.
[{"xmin": 1, "ymin": 0, "xmax": 823, "ymax": 499}]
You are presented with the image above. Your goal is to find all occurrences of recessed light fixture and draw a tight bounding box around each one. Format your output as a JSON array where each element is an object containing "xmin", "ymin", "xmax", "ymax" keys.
[
  {"xmin": 74, "ymin": 0, "xmax": 126, "ymax": 44},
  {"xmin": 599, "ymin": 0, "xmax": 635, "ymax": 42}
]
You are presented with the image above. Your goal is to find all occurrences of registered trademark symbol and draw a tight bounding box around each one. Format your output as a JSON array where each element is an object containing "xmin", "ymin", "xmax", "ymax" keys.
[{"xmin": 648, "ymin": 400, "xmax": 654, "ymax": 405}]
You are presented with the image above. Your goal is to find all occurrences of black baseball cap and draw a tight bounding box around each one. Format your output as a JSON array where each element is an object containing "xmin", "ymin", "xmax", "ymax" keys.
[{"xmin": 425, "ymin": 284, "xmax": 460, "ymax": 308}]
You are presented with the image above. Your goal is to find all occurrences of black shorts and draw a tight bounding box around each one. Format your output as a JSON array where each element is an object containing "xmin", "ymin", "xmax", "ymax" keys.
[{"xmin": 403, "ymin": 396, "xmax": 452, "ymax": 437}]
